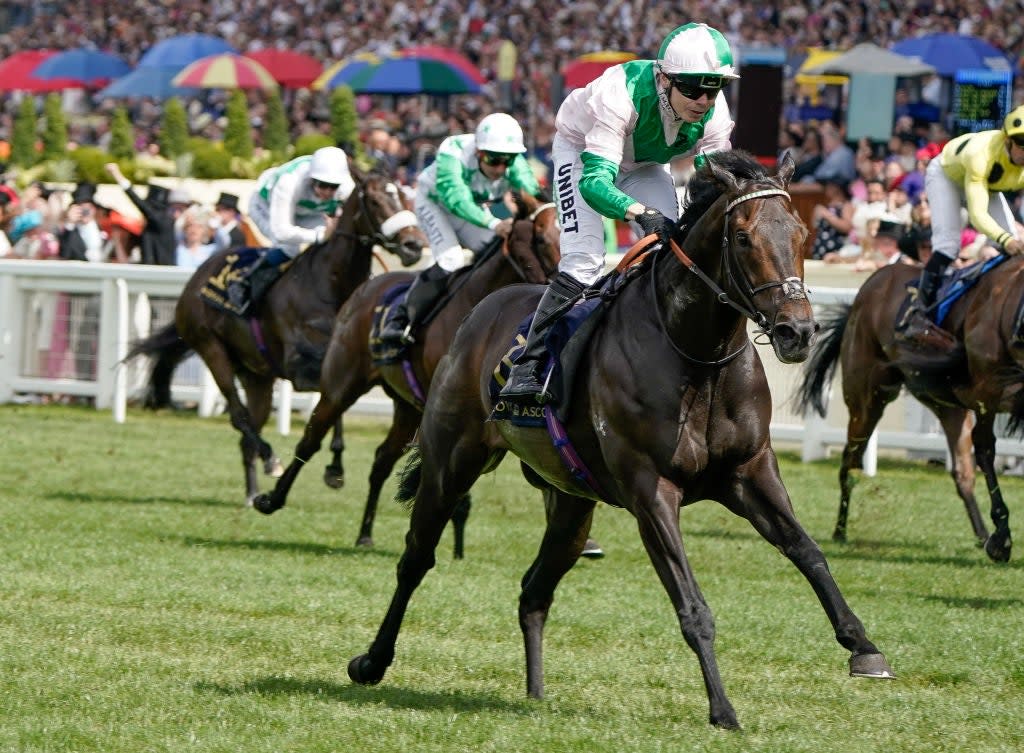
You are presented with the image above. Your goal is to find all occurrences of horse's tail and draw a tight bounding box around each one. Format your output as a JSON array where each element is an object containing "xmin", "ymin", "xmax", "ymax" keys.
[
  {"xmin": 1005, "ymin": 382, "xmax": 1024, "ymax": 438},
  {"xmin": 394, "ymin": 445, "xmax": 422, "ymax": 511},
  {"xmin": 123, "ymin": 322, "xmax": 192, "ymax": 409},
  {"xmin": 792, "ymin": 303, "xmax": 851, "ymax": 417}
]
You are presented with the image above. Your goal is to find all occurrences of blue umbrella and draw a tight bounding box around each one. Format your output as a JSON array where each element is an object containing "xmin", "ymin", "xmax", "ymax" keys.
[
  {"xmin": 32, "ymin": 49, "xmax": 132, "ymax": 87},
  {"xmin": 96, "ymin": 66, "xmax": 199, "ymax": 100},
  {"xmin": 891, "ymin": 33, "xmax": 1013, "ymax": 76},
  {"xmin": 344, "ymin": 56, "xmax": 481, "ymax": 95},
  {"xmin": 137, "ymin": 33, "xmax": 236, "ymax": 69}
]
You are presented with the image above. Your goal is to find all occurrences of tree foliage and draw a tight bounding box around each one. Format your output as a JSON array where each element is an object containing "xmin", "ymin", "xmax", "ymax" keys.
[
  {"xmin": 108, "ymin": 107, "xmax": 135, "ymax": 161},
  {"xmin": 41, "ymin": 94, "xmax": 67, "ymax": 163},
  {"xmin": 224, "ymin": 90, "xmax": 254, "ymax": 159},
  {"xmin": 10, "ymin": 97, "xmax": 38, "ymax": 167},
  {"xmin": 159, "ymin": 98, "xmax": 189, "ymax": 159},
  {"xmin": 262, "ymin": 88, "xmax": 289, "ymax": 158}
]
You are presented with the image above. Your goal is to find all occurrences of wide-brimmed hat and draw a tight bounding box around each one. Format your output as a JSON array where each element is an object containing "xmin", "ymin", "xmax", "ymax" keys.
[
  {"xmin": 9, "ymin": 210, "xmax": 43, "ymax": 242},
  {"xmin": 71, "ymin": 182, "xmax": 97, "ymax": 205},
  {"xmin": 215, "ymin": 192, "xmax": 239, "ymax": 211}
]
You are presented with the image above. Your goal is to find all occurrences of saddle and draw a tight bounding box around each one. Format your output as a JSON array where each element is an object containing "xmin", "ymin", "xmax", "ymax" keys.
[{"xmin": 201, "ymin": 248, "xmax": 289, "ymax": 317}]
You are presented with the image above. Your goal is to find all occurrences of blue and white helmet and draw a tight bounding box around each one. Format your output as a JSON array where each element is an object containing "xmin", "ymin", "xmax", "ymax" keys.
[{"xmin": 657, "ymin": 23, "xmax": 740, "ymax": 80}]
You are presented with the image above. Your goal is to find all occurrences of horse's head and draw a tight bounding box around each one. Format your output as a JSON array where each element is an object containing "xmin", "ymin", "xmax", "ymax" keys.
[
  {"xmin": 344, "ymin": 170, "xmax": 426, "ymax": 266},
  {"xmin": 689, "ymin": 151, "xmax": 816, "ymax": 363},
  {"xmin": 505, "ymin": 191, "xmax": 560, "ymax": 283}
]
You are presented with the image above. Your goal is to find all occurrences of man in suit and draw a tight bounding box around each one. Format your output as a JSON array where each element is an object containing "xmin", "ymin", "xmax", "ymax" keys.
[
  {"xmin": 104, "ymin": 163, "xmax": 177, "ymax": 265},
  {"xmin": 212, "ymin": 192, "xmax": 247, "ymax": 250}
]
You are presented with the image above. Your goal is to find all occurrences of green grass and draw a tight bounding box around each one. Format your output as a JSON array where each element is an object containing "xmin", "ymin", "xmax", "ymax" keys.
[{"xmin": 1, "ymin": 404, "xmax": 1022, "ymax": 752}]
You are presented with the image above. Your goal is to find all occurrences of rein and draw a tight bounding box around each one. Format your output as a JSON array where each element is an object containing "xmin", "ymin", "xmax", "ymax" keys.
[
  {"xmin": 332, "ymin": 182, "xmax": 419, "ymax": 264},
  {"xmin": 654, "ymin": 186, "xmax": 805, "ymax": 367}
]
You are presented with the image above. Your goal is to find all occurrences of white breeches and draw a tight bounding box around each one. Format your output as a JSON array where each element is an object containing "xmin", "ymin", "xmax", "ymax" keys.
[
  {"xmin": 414, "ymin": 185, "xmax": 496, "ymax": 272},
  {"xmin": 926, "ymin": 157, "xmax": 1017, "ymax": 260}
]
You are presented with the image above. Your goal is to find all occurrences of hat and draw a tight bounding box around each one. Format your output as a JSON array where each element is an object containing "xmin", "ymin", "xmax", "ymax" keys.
[
  {"xmin": 167, "ymin": 188, "xmax": 192, "ymax": 206},
  {"xmin": 71, "ymin": 182, "xmax": 97, "ymax": 205},
  {"xmin": 215, "ymin": 192, "xmax": 239, "ymax": 211},
  {"xmin": 146, "ymin": 185, "xmax": 169, "ymax": 206},
  {"xmin": 9, "ymin": 210, "xmax": 43, "ymax": 243},
  {"xmin": 875, "ymin": 217, "xmax": 905, "ymax": 242}
]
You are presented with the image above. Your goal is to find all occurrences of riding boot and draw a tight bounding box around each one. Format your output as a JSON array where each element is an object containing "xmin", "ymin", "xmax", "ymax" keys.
[
  {"xmin": 228, "ymin": 249, "xmax": 289, "ymax": 315},
  {"xmin": 377, "ymin": 264, "xmax": 451, "ymax": 345},
  {"xmin": 499, "ymin": 271, "xmax": 586, "ymax": 403},
  {"xmin": 896, "ymin": 253, "xmax": 955, "ymax": 350}
]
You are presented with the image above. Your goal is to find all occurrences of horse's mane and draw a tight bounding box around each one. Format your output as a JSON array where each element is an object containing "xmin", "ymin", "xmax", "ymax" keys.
[{"xmin": 678, "ymin": 150, "xmax": 774, "ymax": 234}]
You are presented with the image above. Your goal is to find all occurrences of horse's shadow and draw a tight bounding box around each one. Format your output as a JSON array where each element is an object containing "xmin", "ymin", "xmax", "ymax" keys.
[
  {"xmin": 178, "ymin": 535, "xmax": 398, "ymax": 559},
  {"xmin": 46, "ymin": 490, "xmax": 234, "ymax": 508},
  {"xmin": 194, "ymin": 676, "xmax": 532, "ymax": 714}
]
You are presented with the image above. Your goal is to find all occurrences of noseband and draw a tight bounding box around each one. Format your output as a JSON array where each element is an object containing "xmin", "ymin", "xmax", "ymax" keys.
[{"xmin": 657, "ymin": 187, "xmax": 807, "ymax": 366}]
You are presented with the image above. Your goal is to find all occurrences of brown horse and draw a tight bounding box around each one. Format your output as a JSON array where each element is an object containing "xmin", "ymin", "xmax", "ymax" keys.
[
  {"xmin": 126, "ymin": 171, "xmax": 426, "ymax": 503},
  {"xmin": 345, "ymin": 151, "xmax": 892, "ymax": 729},
  {"xmin": 251, "ymin": 192, "xmax": 559, "ymax": 556},
  {"xmin": 794, "ymin": 258, "xmax": 1017, "ymax": 562}
]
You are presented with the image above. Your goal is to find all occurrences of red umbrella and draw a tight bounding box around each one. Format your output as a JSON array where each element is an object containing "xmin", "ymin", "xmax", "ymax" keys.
[
  {"xmin": 0, "ymin": 49, "xmax": 80, "ymax": 92},
  {"xmin": 243, "ymin": 49, "xmax": 323, "ymax": 88},
  {"xmin": 399, "ymin": 45, "xmax": 485, "ymax": 84},
  {"xmin": 562, "ymin": 50, "xmax": 637, "ymax": 89}
]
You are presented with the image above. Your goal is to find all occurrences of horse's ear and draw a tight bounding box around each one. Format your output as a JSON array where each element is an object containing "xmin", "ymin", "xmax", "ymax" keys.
[
  {"xmin": 348, "ymin": 162, "xmax": 367, "ymax": 185},
  {"xmin": 707, "ymin": 155, "xmax": 740, "ymax": 194},
  {"xmin": 776, "ymin": 153, "xmax": 796, "ymax": 187}
]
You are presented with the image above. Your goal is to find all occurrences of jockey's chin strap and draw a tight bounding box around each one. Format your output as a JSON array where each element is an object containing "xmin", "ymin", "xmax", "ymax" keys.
[{"xmin": 502, "ymin": 202, "xmax": 556, "ymax": 281}]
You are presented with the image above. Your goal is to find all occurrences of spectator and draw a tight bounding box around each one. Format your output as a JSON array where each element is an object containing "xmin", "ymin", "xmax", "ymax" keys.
[
  {"xmin": 57, "ymin": 183, "xmax": 106, "ymax": 263},
  {"xmin": 175, "ymin": 208, "xmax": 218, "ymax": 270},
  {"xmin": 212, "ymin": 192, "xmax": 246, "ymax": 250},
  {"xmin": 813, "ymin": 123, "xmax": 857, "ymax": 185},
  {"xmin": 6, "ymin": 210, "xmax": 58, "ymax": 260},
  {"xmin": 810, "ymin": 177, "xmax": 854, "ymax": 262},
  {"xmin": 104, "ymin": 163, "xmax": 177, "ymax": 266},
  {"xmin": 792, "ymin": 127, "xmax": 823, "ymax": 183}
]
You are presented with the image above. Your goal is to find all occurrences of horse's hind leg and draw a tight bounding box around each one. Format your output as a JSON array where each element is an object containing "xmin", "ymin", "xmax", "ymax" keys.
[
  {"xmin": 348, "ymin": 418, "xmax": 494, "ymax": 687},
  {"xmin": 356, "ymin": 400, "xmax": 420, "ymax": 548},
  {"xmin": 971, "ymin": 414, "xmax": 1012, "ymax": 562},
  {"xmin": 935, "ymin": 407, "xmax": 987, "ymax": 545},
  {"xmin": 519, "ymin": 489, "xmax": 594, "ymax": 699},
  {"xmin": 723, "ymin": 450, "xmax": 893, "ymax": 681},
  {"xmin": 237, "ymin": 372, "xmax": 281, "ymax": 479},
  {"xmin": 324, "ymin": 417, "xmax": 345, "ymax": 489}
]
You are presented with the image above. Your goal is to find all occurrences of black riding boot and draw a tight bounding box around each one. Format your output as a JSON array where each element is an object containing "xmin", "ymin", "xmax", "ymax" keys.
[
  {"xmin": 378, "ymin": 264, "xmax": 451, "ymax": 345},
  {"xmin": 499, "ymin": 271, "xmax": 586, "ymax": 402},
  {"xmin": 228, "ymin": 249, "xmax": 288, "ymax": 315},
  {"xmin": 896, "ymin": 253, "xmax": 954, "ymax": 348}
]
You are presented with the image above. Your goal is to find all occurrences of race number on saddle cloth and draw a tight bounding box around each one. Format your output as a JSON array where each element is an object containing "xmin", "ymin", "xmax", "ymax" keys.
[{"xmin": 201, "ymin": 247, "xmax": 293, "ymax": 316}]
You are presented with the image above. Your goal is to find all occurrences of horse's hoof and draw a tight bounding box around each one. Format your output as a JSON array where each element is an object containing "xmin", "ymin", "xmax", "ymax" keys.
[
  {"xmin": 265, "ymin": 457, "xmax": 284, "ymax": 478},
  {"xmin": 709, "ymin": 708, "xmax": 741, "ymax": 730},
  {"xmin": 323, "ymin": 466, "xmax": 345, "ymax": 489},
  {"xmin": 355, "ymin": 535, "xmax": 373, "ymax": 548},
  {"xmin": 849, "ymin": 652, "xmax": 895, "ymax": 679},
  {"xmin": 348, "ymin": 654, "xmax": 385, "ymax": 685},
  {"xmin": 984, "ymin": 534, "xmax": 1012, "ymax": 563},
  {"xmin": 252, "ymin": 493, "xmax": 282, "ymax": 515},
  {"xmin": 581, "ymin": 539, "xmax": 605, "ymax": 559},
  {"xmin": 831, "ymin": 528, "xmax": 847, "ymax": 543}
]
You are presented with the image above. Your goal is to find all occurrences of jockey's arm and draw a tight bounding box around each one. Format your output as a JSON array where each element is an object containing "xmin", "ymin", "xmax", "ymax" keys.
[
  {"xmin": 434, "ymin": 152, "xmax": 499, "ymax": 229},
  {"xmin": 507, "ymin": 155, "xmax": 542, "ymax": 197},
  {"xmin": 268, "ymin": 169, "xmax": 322, "ymax": 247},
  {"xmin": 963, "ymin": 175, "xmax": 1015, "ymax": 249}
]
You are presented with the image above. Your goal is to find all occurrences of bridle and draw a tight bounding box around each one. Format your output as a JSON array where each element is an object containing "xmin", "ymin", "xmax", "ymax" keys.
[
  {"xmin": 335, "ymin": 179, "xmax": 420, "ymax": 261},
  {"xmin": 653, "ymin": 186, "xmax": 807, "ymax": 367},
  {"xmin": 502, "ymin": 201, "xmax": 557, "ymax": 281}
]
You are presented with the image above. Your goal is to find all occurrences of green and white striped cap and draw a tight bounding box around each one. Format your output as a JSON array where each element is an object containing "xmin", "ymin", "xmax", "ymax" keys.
[{"xmin": 657, "ymin": 23, "xmax": 739, "ymax": 79}]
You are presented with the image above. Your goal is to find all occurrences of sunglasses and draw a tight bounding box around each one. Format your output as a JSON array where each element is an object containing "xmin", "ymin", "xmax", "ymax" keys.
[
  {"xmin": 1010, "ymin": 135, "xmax": 1024, "ymax": 149},
  {"xmin": 668, "ymin": 75, "xmax": 727, "ymax": 101},
  {"xmin": 312, "ymin": 179, "xmax": 340, "ymax": 191},
  {"xmin": 480, "ymin": 152, "xmax": 514, "ymax": 166}
]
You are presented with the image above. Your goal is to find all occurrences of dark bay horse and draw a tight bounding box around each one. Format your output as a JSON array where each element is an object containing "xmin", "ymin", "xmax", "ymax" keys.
[
  {"xmin": 346, "ymin": 152, "xmax": 892, "ymax": 729},
  {"xmin": 126, "ymin": 172, "xmax": 426, "ymax": 503},
  {"xmin": 252, "ymin": 193, "xmax": 560, "ymax": 555},
  {"xmin": 794, "ymin": 259, "xmax": 1018, "ymax": 562}
]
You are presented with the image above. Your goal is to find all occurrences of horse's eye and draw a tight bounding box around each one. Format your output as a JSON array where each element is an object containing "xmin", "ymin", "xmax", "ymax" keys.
[{"xmin": 734, "ymin": 231, "xmax": 751, "ymax": 248}]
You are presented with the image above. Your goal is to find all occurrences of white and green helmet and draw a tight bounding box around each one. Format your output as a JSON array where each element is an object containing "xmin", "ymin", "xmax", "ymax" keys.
[
  {"xmin": 657, "ymin": 23, "xmax": 739, "ymax": 79},
  {"xmin": 475, "ymin": 113, "xmax": 527, "ymax": 153}
]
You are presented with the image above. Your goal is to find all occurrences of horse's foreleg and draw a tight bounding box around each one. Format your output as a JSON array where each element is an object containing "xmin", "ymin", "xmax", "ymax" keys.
[
  {"xmin": 324, "ymin": 417, "xmax": 345, "ymax": 489},
  {"xmin": 724, "ymin": 450, "xmax": 893, "ymax": 680},
  {"xmin": 633, "ymin": 478, "xmax": 738, "ymax": 730},
  {"xmin": 357, "ymin": 400, "xmax": 420, "ymax": 548},
  {"xmin": 518, "ymin": 490, "xmax": 594, "ymax": 699},
  {"xmin": 936, "ymin": 408, "xmax": 987, "ymax": 546},
  {"xmin": 971, "ymin": 415, "xmax": 1012, "ymax": 562},
  {"xmin": 252, "ymin": 390, "xmax": 343, "ymax": 515}
]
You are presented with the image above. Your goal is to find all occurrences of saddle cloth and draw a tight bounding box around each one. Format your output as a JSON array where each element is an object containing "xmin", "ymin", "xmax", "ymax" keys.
[
  {"xmin": 369, "ymin": 282, "xmax": 414, "ymax": 365},
  {"xmin": 200, "ymin": 247, "xmax": 291, "ymax": 316},
  {"xmin": 933, "ymin": 255, "xmax": 1007, "ymax": 325}
]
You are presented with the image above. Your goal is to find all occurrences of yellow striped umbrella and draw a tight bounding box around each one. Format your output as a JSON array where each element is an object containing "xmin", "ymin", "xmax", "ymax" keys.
[{"xmin": 171, "ymin": 53, "xmax": 278, "ymax": 90}]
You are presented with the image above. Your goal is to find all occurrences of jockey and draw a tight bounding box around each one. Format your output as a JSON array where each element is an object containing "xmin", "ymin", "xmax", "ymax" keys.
[
  {"xmin": 500, "ymin": 22, "xmax": 737, "ymax": 401},
  {"xmin": 229, "ymin": 146, "xmax": 355, "ymax": 311},
  {"xmin": 897, "ymin": 106, "xmax": 1024, "ymax": 347},
  {"xmin": 378, "ymin": 112, "xmax": 541, "ymax": 345}
]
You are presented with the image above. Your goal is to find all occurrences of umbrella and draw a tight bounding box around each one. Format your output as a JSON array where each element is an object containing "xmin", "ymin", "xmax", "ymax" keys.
[
  {"xmin": 803, "ymin": 43, "xmax": 936, "ymax": 77},
  {"xmin": 0, "ymin": 49, "xmax": 79, "ymax": 92},
  {"xmin": 794, "ymin": 48, "xmax": 847, "ymax": 88},
  {"xmin": 891, "ymin": 33, "xmax": 1012, "ymax": 76},
  {"xmin": 172, "ymin": 53, "xmax": 278, "ymax": 90},
  {"xmin": 344, "ymin": 56, "xmax": 481, "ymax": 95},
  {"xmin": 32, "ymin": 49, "xmax": 132, "ymax": 87},
  {"xmin": 137, "ymin": 33, "xmax": 236, "ymax": 69},
  {"xmin": 96, "ymin": 66, "xmax": 199, "ymax": 100},
  {"xmin": 562, "ymin": 50, "xmax": 636, "ymax": 89},
  {"xmin": 311, "ymin": 53, "xmax": 381, "ymax": 91},
  {"xmin": 398, "ymin": 45, "xmax": 484, "ymax": 84},
  {"xmin": 243, "ymin": 49, "xmax": 322, "ymax": 88}
]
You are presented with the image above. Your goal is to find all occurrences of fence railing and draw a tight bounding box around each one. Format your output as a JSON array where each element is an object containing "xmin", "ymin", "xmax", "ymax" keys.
[{"xmin": 4, "ymin": 259, "xmax": 1023, "ymax": 474}]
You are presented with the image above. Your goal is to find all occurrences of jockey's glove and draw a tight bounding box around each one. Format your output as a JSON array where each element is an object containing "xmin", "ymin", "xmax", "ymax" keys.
[{"xmin": 635, "ymin": 208, "xmax": 675, "ymax": 245}]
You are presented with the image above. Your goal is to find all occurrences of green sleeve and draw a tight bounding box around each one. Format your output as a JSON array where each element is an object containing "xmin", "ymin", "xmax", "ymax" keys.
[
  {"xmin": 433, "ymin": 152, "xmax": 496, "ymax": 228},
  {"xmin": 579, "ymin": 151, "xmax": 634, "ymax": 220},
  {"xmin": 508, "ymin": 155, "xmax": 541, "ymax": 196}
]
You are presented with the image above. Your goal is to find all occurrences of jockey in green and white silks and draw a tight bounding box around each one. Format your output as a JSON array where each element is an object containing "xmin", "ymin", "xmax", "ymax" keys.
[
  {"xmin": 415, "ymin": 113, "xmax": 541, "ymax": 273},
  {"xmin": 377, "ymin": 113, "xmax": 541, "ymax": 346},
  {"xmin": 248, "ymin": 146, "xmax": 356, "ymax": 258},
  {"xmin": 500, "ymin": 22, "xmax": 738, "ymax": 402}
]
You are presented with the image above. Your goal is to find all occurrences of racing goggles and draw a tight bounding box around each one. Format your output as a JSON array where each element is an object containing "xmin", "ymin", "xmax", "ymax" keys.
[
  {"xmin": 312, "ymin": 179, "xmax": 341, "ymax": 191},
  {"xmin": 667, "ymin": 74, "xmax": 728, "ymax": 101},
  {"xmin": 1009, "ymin": 134, "xmax": 1024, "ymax": 149},
  {"xmin": 480, "ymin": 151, "xmax": 515, "ymax": 166}
]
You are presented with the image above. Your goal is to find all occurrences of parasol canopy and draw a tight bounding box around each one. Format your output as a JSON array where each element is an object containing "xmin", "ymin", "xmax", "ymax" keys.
[
  {"xmin": 171, "ymin": 53, "xmax": 278, "ymax": 90},
  {"xmin": 242, "ymin": 49, "xmax": 323, "ymax": 88}
]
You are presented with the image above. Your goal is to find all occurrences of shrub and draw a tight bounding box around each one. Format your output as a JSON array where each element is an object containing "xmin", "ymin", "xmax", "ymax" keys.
[
  {"xmin": 160, "ymin": 98, "xmax": 189, "ymax": 159},
  {"xmin": 223, "ymin": 90, "xmax": 254, "ymax": 159},
  {"xmin": 11, "ymin": 97, "xmax": 38, "ymax": 168},
  {"xmin": 262, "ymin": 89, "xmax": 289, "ymax": 158},
  {"xmin": 187, "ymin": 137, "xmax": 233, "ymax": 179},
  {"xmin": 67, "ymin": 146, "xmax": 115, "ymax": 183},
  {"xmin": 293, "ymin": 133, "xmax": 334, "ymax": 157},
  {"xmin": 108, "ymin": 107, "xmax": 135, "ymax": 161},
  {"xmin": 41, "ymin": 94, "xmax": 67, "ymax": 163}
]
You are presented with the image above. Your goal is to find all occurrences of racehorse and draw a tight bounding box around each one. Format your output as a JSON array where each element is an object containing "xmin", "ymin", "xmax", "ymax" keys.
[
  {"xmin": 346, "ymin": 151, "xmax": 893, "ymax": 729},
  {"xmin": 251, "ymin": 192, "xmax": 559, "ymax": 556},
  {"xmin": 793, "ymin": 259, "xmax": 1016, "ymax": 562},
  {"xmin": 125, "ymin": 171, "xmax": 426, "ymax": 503}
]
